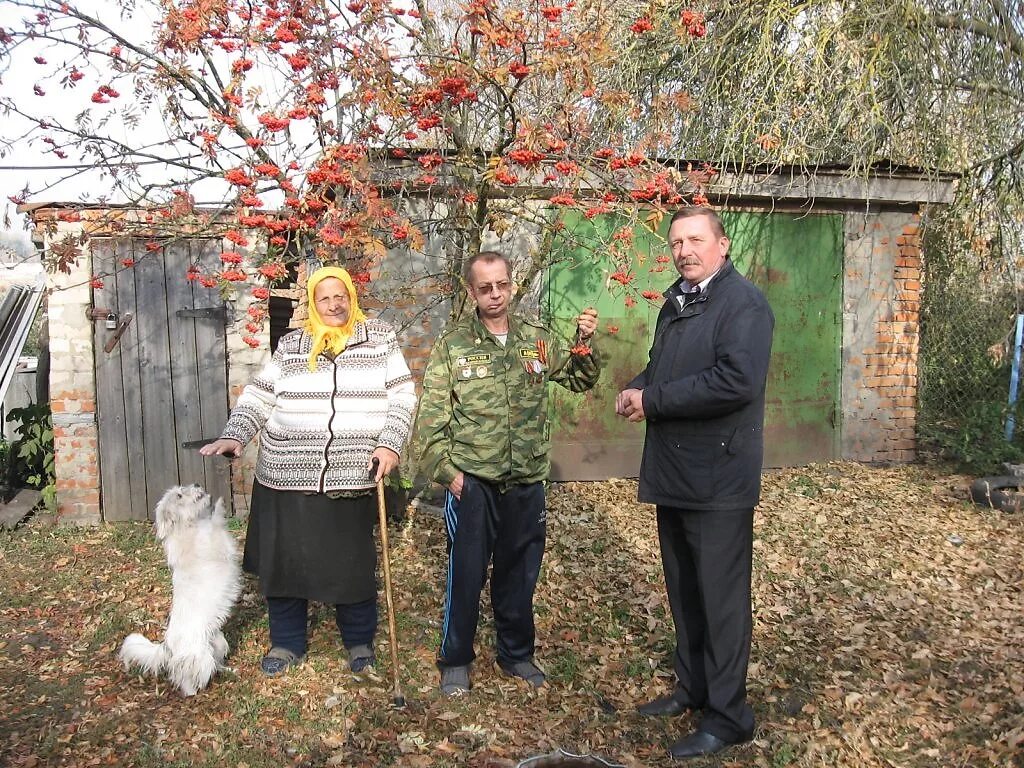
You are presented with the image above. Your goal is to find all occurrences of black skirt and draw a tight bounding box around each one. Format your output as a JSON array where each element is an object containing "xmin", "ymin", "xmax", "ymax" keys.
[{"xmin": 243, "ymin": 480, "xmax": 377, "ymax": 605}]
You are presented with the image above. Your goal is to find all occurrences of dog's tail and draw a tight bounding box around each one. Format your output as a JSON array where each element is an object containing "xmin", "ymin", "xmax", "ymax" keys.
[{"xmin": 119, "ymin": 633, "xmax": 169, "ymax": 676}]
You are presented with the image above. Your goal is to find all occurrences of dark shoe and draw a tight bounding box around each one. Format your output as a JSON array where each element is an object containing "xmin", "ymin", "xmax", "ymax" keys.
[
  {"xmin": 637, "ymin": 691, "xmax": 694, "ymax": 717},
  {"xmin": 260, "ymin": 647, "xmax": 303, "ymax": 676},
  {"xmin": 440, "ymin": 664, "xmax": 471, "ymax": 696},
  {"xmin": 347, "ymin": 644, "xmax": 375, "ymax": 673},
  {"xmin": 499, "ymin": 659, "xmax": 546, "ymax": 687},
  {"xmin": 668, "ymin": 730, "xmax": 730, "ymax": 760}
]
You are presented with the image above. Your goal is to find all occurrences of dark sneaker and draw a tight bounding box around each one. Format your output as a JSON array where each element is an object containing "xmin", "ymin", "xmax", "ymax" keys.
[
  {"xmin": 347, "ymin": 644, "xmax": 376, "ymax": 673},
  {"xmin": 499, "ymin": 659, "xmax": 546, "ymax": 687},
  {"xmin": 440, "ymin": 665, "xmax": 471, "ymax": 696},
  {"xmin": 260, "ymin": 647, "xmax": 303, "ymax": 676}
]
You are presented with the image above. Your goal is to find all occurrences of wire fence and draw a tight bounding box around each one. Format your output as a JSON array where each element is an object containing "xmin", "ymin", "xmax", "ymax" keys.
[{"xmin": 917, "ymin": 218, "xmax": 1024, "ymax": 472}]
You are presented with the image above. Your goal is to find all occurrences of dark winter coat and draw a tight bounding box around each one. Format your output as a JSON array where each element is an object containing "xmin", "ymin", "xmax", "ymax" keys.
[{"xmin": 627, "ymin": 260, "xmax": 775, "ymax": 510}]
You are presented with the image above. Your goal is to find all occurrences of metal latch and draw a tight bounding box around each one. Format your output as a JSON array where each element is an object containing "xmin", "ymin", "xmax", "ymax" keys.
[
  {"xmin": 176, "ymin": 306, "xmax": 227, "ymax": 320},
  {"xmin": 181, "ymin": 438, "xmax": 219, "ymax": 449},
  {"xmin": 87, "ymin": 307, "xmax": 124, "ymax": 330},
  {"xmin": 104, "ymin": 312, "xmax": 134, "ymax": 353}
]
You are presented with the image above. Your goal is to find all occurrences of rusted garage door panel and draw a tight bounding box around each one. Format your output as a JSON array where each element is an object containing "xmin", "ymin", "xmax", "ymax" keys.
[{"xmin": 547, "ymin": 210, "xmax": 842, "ymax": 479}]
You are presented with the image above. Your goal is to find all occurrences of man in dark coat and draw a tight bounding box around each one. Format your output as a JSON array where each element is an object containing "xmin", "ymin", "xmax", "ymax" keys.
[{"xmin": 616, "ymin": 206, "xmax": 774, "ymax": 760}]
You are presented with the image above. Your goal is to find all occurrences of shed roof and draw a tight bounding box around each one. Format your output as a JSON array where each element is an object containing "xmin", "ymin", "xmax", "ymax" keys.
[{"xmin": 17, "ymin": 162, "xmax": 957, "ymax": 220}]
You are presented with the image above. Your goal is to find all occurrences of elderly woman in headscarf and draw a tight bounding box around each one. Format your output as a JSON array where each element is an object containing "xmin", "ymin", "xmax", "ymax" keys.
[{"xmin": 201, "ymin": 266, "xmax": 417, "ymax": 676}]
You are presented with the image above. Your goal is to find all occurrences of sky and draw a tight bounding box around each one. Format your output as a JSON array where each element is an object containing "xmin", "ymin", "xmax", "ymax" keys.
[
  {"xmin": 1, "ymin": 2, "xmax": 137, "ymax": 239},
  {"xmin": 0, "ymin": 0, "xmax": 341, "ymax": 246},
  {"xmin": 0, "ymin": 0, "xmax": 209, "ymax": 243}
]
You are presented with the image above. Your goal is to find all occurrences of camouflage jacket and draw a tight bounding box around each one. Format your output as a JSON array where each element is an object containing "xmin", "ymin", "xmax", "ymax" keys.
[{"xmin": 415, "ymin": 310, "xmax": 601, "ymax": 490}]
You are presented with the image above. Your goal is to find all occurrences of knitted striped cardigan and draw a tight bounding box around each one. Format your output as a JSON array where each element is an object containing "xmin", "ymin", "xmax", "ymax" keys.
[{"xmin": 221, "ymin": 319, "xmax": 417, "ymax": 492}]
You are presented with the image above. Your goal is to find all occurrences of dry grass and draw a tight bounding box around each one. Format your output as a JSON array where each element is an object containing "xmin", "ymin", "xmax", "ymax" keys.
[{"xmin": 1, "ymin": 462, "xmax": 1021, "ymax": 767}]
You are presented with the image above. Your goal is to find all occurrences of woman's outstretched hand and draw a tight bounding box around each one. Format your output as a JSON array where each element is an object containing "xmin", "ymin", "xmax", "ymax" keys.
[{"xmin": 199, "ymin": 438, "xmax": 243, "ymax": 457}]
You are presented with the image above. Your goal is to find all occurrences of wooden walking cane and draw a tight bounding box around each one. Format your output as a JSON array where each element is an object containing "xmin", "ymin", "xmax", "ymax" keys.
[{"xmin": 370, "ymin": 458, "xmax": 406, "ymax": 707}]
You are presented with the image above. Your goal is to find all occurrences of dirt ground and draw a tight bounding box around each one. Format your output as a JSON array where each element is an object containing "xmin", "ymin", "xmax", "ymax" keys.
[{"xmin": 1, "ymin": 462, "xmax": 1021, "ymax": 767}]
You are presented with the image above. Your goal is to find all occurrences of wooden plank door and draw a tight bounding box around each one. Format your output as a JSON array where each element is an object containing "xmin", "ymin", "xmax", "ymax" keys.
[{"xmin": 92, "ymin": 239, "xmax": 231, "ymax": 520}]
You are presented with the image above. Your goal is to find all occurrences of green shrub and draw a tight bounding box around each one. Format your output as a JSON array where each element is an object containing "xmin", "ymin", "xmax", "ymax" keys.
[
  {"xmin": 916, "ymin": 400, "xmax": 1024, "ymax": 473},
  {"xmin": 5, "ymin": 403, "xmax": 56, "ymax": 510}
]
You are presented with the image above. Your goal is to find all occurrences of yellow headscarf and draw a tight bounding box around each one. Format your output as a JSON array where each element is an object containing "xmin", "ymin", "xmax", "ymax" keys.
[{"xmin": 304, "ymin": 266, "xmax": 367, "ymax": 371}]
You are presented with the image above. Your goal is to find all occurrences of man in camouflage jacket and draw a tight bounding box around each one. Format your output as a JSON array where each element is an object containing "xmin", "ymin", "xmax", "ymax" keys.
[{"xmin": 415, "ymin": 251, "xmax": 601, "ymax": 695}]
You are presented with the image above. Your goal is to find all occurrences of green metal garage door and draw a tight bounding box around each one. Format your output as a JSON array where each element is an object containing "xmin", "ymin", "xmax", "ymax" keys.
[{"xmin": 545, "ymin": 209, "xmax": 842, "ymax": 478}]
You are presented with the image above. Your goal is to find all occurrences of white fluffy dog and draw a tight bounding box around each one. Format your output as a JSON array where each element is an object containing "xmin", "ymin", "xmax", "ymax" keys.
[{"xmin": 120, "ymin": 484, "xmax": 242, "ymax": 696}]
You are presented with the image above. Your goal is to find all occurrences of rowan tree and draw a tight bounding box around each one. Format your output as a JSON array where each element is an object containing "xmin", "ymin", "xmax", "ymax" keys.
[
  {"xmin": 1, "ymin": 0, "xmax": 1022, "ymax": 329},
  {"xmin": 0, "ymin": 0, "xmax": 719, "ymax": 333}
]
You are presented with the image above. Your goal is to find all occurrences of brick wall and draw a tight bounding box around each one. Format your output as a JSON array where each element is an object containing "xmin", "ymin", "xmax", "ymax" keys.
[
  {"xmin": 842, "ymin": 211, "xmax": 922, "ymax": 462},
  {"xmin": 45, "ymin": 228, "xmax": 103, "ymax": 523},
  {"xmin": 34, "ymin": 203, "xmax": 929, "ymax": 522}
]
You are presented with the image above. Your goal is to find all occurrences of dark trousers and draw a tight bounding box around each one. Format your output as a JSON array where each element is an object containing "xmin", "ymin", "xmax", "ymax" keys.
[
  {"xmin": 266, "ymin": 596, "xmax": 377, "ymax": 657},
  {"xmin": 439, "ymin": 475, "xmax": 546, "ymax": 668},
  {"xmin": 657, "ymin": 505, "xmax": 755, "ymax": 743}
]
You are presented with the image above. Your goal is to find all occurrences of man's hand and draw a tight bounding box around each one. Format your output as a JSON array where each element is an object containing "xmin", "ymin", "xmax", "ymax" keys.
[
  {"xmin": 448, "ymin": 471, "xmax": 465, "ymax": 501},
  {"xmin": 576, "ymin": 307, "xmax": 598, "ymax": 341},
  {"xmin": 368, "ymin": 446, "xmax": 400, "ymax": 483},
  {"xmin": 199, "ymin": 438, "xmax": 242, "ymax": 457},
  {"xmin": 615, "ymin": 388, "xmax": 646, "ymax": 422}
]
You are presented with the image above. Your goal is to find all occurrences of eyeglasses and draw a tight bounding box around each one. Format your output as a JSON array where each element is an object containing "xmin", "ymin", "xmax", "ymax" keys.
[{"xmin": 474, "ymin": 281, "xmax": 510, "ymax": 294}]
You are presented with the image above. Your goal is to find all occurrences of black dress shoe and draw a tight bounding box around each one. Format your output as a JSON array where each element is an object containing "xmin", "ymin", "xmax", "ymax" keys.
[
  {"xmin": 636, "ymin": 692, "xmax": 693, "ymax": 716},
  {"xmin": 669, "ymin": 730, "xmax": 730, "ymax": 759}
]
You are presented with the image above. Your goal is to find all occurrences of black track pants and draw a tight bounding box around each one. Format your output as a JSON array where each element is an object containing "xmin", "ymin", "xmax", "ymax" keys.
[{"xmin": 438, "ymin": 475, "xmax": 546, "ymax": 668}]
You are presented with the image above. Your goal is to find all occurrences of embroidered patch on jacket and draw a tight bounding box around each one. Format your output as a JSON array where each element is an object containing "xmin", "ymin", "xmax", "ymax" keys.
[{"xmin": 456, "ymin": 353, "xmax": 491, "ymax": 366}]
